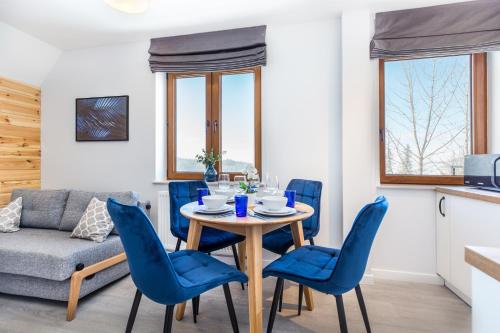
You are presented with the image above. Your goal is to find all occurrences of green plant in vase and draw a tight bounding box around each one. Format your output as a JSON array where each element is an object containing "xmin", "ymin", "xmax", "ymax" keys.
[
  {"xmin": 195, "ymin": 148, "xmax": 222, "ymax": 182},
  {"xmin": 239, "ymin": 166, "xmax": 260, "ymax": 203}
]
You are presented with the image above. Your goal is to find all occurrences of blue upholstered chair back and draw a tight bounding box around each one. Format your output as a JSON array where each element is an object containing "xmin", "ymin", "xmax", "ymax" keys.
[
  {"xmin": 107, "ymin": 198, "xmax": 183, "ymax": 304},
  {"xmin": 168, "ymin": 181, "xmax": 209, "ymax": 238},
  {"xmin": 328, "ymin": 196, "xmax": 388, "ymax": 293},
  {"xmin": 286, "ymin": 179, "xmax": 322, "ymax": 238}
]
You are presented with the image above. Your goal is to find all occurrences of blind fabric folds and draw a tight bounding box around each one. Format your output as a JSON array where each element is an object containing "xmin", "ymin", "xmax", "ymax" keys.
[
  {"xmin": 148, "ymin": 25, "xmax": 266, "ymax": 72},
  {"xmin": 370, "ymin": 0, "xmax": 500, "ymax": 59}
]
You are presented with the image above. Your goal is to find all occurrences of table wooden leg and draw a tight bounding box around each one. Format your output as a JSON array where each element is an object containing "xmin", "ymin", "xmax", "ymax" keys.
[
  {"xmin": 237, "ymin": 240, "xmax": 246, "ymax": 273},
  {"xmin": 175, "ymin": 219, "xmax": 202, "ymax": 321},
  {"xmin": 290, "ymin": 221, "xmax": 315, "ymax": 311},
  {"xmin": 246, "ymin": 225, "xmax": 263, "ymax": 333}
]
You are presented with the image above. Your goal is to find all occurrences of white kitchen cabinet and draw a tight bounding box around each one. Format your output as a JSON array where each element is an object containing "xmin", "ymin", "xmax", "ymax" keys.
[
  {"xmin": 435, "ymin": 193, "xmax": 450, "ymax": 281},
  {"xmin": 435, "ymin": 187, "xmax": 500, "ymax": 305}
]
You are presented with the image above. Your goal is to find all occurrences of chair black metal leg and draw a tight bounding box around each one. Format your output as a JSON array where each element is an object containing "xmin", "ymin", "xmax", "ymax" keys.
[
  {"xmin": 192, "ymin": 296, "xmax": 199, "ymax": 323},
  {"xmin": 125, "ymin": 289, "xmax": 142, "ymax": 333},
  {"xmin": 335, "ymin": 294, "xmax": 348, "ymax": 333},
  {"xmin": 267, "ymin": 278, "xmax": 284, "ymax": 333},
  {"xmin": 163, "ymin": 305, "xmax": 174, "ymax": 333},
  {"xmin": 174, "ymin": 238, "xmax": 181, "ymax": 252},
  {"xmin": 194, "ymin": 296, "xmax": 200, "ymax": 316},
  {"xmin": 278, "ymin": 284, "xmax": 283, "ymax": 312},
  {"xmin": 231, "ymin": 245, "xmax": 245, "ymax": 290},
  {"xmin": 223, "ymin": 284, "xmax": 239, "ymax": 333},
  {"xmin": 309, "ymin": 238, "xmax": 315, "ymax": 246},
  {"xmin": 297, "ymin": 284, "xmax": 304, "ymax": 316},
  {"xmin": 355, "ymin": 285, "xmax": 371, "ymax": 333}
]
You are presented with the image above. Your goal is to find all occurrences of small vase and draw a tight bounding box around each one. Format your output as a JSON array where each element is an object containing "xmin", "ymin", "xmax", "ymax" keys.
[
  {"xmin": 204, "ymin": 164, "xmax": 217, "ymax": 182},
  {"xmin": 247, "ymin": 193, "xmax": 256, "ymax": 206}
]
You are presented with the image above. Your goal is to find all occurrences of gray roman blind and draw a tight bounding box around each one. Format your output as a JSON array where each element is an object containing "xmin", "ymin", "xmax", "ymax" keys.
[
  {"xmin": 148, "ymin": 25, "xmax": 266, "ymax": 72},
  {"xmin": 370, "ymin": 0, "xmax": 500, "ymax": 59}
]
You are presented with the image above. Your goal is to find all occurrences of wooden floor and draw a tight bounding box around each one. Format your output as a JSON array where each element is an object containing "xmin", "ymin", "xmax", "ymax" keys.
[{"xmin": 0, "ymin": 274, "xmax": 470, "ymax": 333}]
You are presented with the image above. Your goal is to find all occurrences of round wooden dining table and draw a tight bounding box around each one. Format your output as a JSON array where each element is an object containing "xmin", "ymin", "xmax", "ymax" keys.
[{"xmin": 175, "ymin": 201, "xmax": 315, "ymax": 333}]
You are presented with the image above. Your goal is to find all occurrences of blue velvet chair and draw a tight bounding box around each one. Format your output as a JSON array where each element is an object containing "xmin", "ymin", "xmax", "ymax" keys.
[
  {"xmin": 169, "ymin": 181, "xmax": 245, "ymax": 293},
  {"xmin": 263, "ymin": 196, "xmax": 388, "ymax": 333},
  {"xmin": 262, "ymin": 179, "xmax": 322, "ymax": 314},
  {"xmin": 107, "ymin": 198, "xmax": 247, "ymax": 333}
]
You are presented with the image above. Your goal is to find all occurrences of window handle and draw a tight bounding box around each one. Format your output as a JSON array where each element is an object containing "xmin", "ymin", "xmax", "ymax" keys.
[
  {"xmin": 379, "ymin": 128, "xmax": 385, "ymax": 143},
  {"xmin": 213, "ymin": 120, "xmax": 218, "ymax": 133}
]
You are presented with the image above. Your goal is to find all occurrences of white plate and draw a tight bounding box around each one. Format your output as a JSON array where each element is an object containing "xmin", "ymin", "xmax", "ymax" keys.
[
  {"xmin": 253, "ymin": 206, "xmax": 296, "ymax": 216},
  {"xmin": 193, "ymin": 204, "xmax": 233, "ymax": 215}
]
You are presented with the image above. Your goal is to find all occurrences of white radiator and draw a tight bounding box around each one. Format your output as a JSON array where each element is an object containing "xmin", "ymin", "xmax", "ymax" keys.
[{"xmin": 157, "ymin": 191, "xmax": 171, "ymax": 247}]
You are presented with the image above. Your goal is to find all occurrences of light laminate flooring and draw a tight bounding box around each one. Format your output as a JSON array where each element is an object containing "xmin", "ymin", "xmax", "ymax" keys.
[{"xmin": 0, "ymin": 275, "xmax": 470, "ymax": 333}]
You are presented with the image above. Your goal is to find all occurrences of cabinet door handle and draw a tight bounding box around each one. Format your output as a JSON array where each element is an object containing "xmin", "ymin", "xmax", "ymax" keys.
[{"xmin": 438, "ymin": 196, "xmax": 445, "ymax": 217}]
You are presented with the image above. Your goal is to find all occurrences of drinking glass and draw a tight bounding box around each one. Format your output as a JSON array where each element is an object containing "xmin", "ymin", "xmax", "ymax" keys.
[
  {"xmin": 234, "ymin": 175, "xmax": 247, "ymax": 195},
  {"xmin": 219, "ymin": 174, "xmax": 230, "ymax": 190},
  {"xmin": 264, "ymin": 173, "xmax": 271, "ymax": 189},
  {"xmin": 284, "ymin": 190, "xmax": 296, "ymax": 208},
  {"xmin": 265, "ymin": 176, "xmax": 280, "ymax": 195},
  {"xmin": 197, "ymin": 188, "xmax": 209, "ymax": 205},
  {"xmin": 234, "ymin": 195, "xmax": 248, "ymax": 217}
]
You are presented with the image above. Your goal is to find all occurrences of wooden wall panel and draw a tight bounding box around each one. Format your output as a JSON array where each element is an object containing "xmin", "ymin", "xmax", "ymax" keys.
[{"xmin": 0, "ymin": 76, "xmax": 40, "ymax": 206}]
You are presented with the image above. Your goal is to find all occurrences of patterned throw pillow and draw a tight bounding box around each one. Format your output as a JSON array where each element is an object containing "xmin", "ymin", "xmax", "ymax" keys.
[
  {"xmin": 0, "ymin": 197, "xmax": 23, "ymax": 233},
  {"xmin": 71, "ymin": 197, "xmax": 114, "ymax": 243}
]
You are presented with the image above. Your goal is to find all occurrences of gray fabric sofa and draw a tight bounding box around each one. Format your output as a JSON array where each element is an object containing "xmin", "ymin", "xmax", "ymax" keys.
[{"xmin": 0, "ymin": 189, "xmax": 149, "ymax": 321}]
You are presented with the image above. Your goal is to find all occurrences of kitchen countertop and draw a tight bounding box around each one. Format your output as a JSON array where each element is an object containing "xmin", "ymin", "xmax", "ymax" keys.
[
  {"xmin": 436, "ymin": 186, "xmax": 500, "ymax": 205},
  {"xmin": 465, "ymin": 246, "xmax": 500, "ymax": 281}
]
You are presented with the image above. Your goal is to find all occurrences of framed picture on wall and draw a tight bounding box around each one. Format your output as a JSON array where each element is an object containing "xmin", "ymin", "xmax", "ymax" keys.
[{"xmin": 75, "ymin": 95, "xmax": 129, "ymax": 141}]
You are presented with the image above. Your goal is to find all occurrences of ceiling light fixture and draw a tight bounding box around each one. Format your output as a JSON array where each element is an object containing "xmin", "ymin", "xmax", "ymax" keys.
[{"xmin": 104, "ymin": 0, "xmax": 151, "ymax": 14}]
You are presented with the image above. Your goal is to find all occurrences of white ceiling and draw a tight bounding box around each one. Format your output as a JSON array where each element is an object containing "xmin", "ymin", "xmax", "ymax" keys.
[{"xmin": 0, "ymin": 0, "xmax": 464, "ymax": 50}]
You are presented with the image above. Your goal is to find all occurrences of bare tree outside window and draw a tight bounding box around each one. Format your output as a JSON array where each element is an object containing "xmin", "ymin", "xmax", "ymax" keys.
[{"xmin": 384, "ymin": 55, "xmax": 471, "ymax": 176}]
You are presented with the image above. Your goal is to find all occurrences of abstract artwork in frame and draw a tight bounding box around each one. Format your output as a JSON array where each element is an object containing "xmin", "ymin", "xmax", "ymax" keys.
[{"xmin": 76, "ymin": 95, "xmax": 129, "ymax": 141}]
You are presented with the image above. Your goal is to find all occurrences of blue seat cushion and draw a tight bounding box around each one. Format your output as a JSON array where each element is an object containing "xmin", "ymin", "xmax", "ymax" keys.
[
  {"xmin": 170, "ymin": 250, "xmax": 247, "ymax": 293},
  {"xmin": 263, "ymin": 245, "xmax": 341, "ymax": 293},
  {"xmin": 177, "ymin": 227, "xmax": 245, "ymax": 253},
  {"xmin": 262, "ymin": 227, "xmax": 295, "ymax": 255},
  {"xmin": 262, "ymin": 226, "xmax": 317, "ymax": 255}
]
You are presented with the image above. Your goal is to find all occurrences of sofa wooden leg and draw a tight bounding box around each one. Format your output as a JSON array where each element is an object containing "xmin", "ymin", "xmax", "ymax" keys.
[
  {"xmin": 67, "ymin": 273, "xmax": 83, "ymax": 321},
  {"xmin": 65, "ymin": 253, "xmax": 127, "ymax": 321}
]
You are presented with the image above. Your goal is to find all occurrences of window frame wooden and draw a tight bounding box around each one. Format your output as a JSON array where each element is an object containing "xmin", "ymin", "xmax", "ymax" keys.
[
  {"xmin": 167, "ymin": 67, "xmax": 261, "ymax": 180},
  {"xmin": 379, "ymin": 53, "xmax": 487, "ymax": 185}
]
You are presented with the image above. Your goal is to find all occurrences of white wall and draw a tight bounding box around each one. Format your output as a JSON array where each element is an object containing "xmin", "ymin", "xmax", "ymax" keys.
[
  {"xmin": 41, "ymin": 41, "xmax": 167, "ymax": 220},
  {"xmin": 488, "ymin": 52, "xmax": 500, "ymax": 154},
  {"xmin": 341, "ymin": 10, "xmax": 378, "ymax": 237},
  {"xmin": 341, "ymin": 10, "xmax": 442, "ymax": 283},
  {"xmin": 0, "ymin": 21, "xmax": 60, "ymax": 86},
  {"xmin": 41, "ymin": 19, "xmax": 343, "ymax": 249},
  {"xmin": 263, "ymin": 19, "xmax": 342, "ymax": 247}
]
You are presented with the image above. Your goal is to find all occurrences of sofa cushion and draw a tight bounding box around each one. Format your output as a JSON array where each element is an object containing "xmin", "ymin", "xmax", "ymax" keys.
[
  {"xmin": 0, "ymin": 197, "xmax": 23, "ymax": 233},
  {"xmin": 71, "ymin": 197, "xmax": 114, "ymax": 243},
  {"xmin": 60, "ymin": 190, "xmax": 139, "ymax": 232},
  {"xmin": 11, "ymin": 189, "xmax": 69, "ymax": 229},
  {"xmin": 0, "ymin": 228, "xmax": 124, "ymax": 281}
]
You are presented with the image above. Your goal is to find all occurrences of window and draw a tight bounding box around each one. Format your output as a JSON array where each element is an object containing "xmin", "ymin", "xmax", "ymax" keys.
[
  {"xmin": 167, "ymin": 67, "xmax": 261, "ymax": 180},
  {"xmin": 379, "ymin": 54, "xmax": 487, "ymax": 185}
]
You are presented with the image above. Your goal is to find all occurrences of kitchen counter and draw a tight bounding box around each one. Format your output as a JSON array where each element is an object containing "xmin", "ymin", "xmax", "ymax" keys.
[
  {"xmin": 465, "ymin": 246, "xmax": 500, "ymax": 281},
  {"xmin": 465, "ymin": 246, "xmax": 500, "ymax": 333},
  {"xmin": 436, "ymin": 186, "xmax": 500, "ymax": 205}
]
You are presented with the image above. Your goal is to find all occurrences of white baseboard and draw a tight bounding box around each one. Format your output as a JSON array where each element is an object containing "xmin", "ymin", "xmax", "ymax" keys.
[
  {"xmin": 371, "ymin": 268, "xmax": 444, "ymax": 285},
  {"xmin": 444, "ymin": 281, "xmax": 471, "ymax": 305}
]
